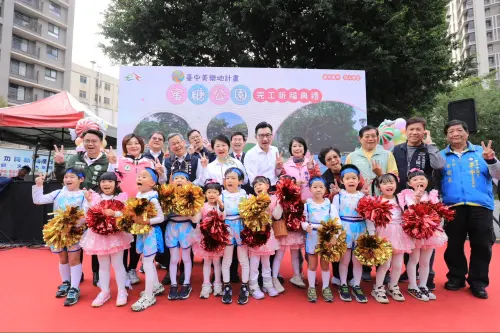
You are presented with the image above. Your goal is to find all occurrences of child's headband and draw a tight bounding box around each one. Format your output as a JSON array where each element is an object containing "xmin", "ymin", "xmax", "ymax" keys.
[
  {"xmin": 65, "ymin": 168, "xmax": 85, "ymax": 179},
  {"xmin": 227, "ymin": 167, "xmax": 243, "ymax": 177},
  {"xmin": 144, "ymin": 167, "xmax": 159, "ymax": 183},
  {"xmin": 340, "ymin": 167, "xmax": 360, "ymax": 177},
  {"xmin": 308, "ymin": 176, "xmax": 327, "ymax": 187},
  {"xmin": 172, "ymin": 170, "xmax": 190, "ymax": 180}
]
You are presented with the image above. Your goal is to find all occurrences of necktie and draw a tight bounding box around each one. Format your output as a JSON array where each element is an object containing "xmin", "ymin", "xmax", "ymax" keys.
[{"xmin": 236, "ymin": 154, "xmax": 241, "ymax": 161}]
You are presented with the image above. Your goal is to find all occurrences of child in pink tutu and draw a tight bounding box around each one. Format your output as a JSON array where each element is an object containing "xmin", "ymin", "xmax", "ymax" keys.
[
  {"xmin": 400, "ymin": 168, "xmax": 448, "ymax": 302},
  {"xmin": 367, "ymin": 173, "xmax": 414, "ymax": 304},
  {"xmin": 248, "ymin": 176, "xmax": 281, "ymax": 300},
  {"xmin": 80, "ymin": 172, "xmax": 133, "ymax": 307},
  {"xmin": 192, "ymin": 179, "xmax": 225, "ymax": 299}
]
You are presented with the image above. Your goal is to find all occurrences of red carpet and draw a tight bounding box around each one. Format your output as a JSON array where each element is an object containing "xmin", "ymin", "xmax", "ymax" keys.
[{"xmin": 1, "ymin": 245, "xmax": 499, "ymax": 332}]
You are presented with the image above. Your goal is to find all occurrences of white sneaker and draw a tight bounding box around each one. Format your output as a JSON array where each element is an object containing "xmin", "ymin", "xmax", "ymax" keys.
[
  {"xmin": 200, "ymin": 284, "xmax": 212, "ymax": 299},
  {"xmin": 419, "ymin": 286, "xmax": 436, "ymax": 300},
  {"xmin": 273, "ymin": 278, "xmax": 285, "ymax": 294},
  {"xmin": 290, "ymin": 275, "xmax": 306, "ymax": 288},
  {"xmin": 131, "ymin": 295, "xmax": 156, "ymax": 312},
  {"xmin": 249, "ymin": 281, "xmax": 265, "ymax": 300},
  {"xmin": 387, "ymin": 285, "xmax": 405, "ymax": 302},
  {"xmin": 213, "ymin": 284, "xmax": 223, "ymax": 297},
  {"xmin": 371, "ymin": 286, "xmax": 389, "ymax": 304},
  {"xmin": 128, "ymin": 270, "xmax": 140, "ymax": 285},
  {"xmin": 140, "ymin": 283, "xmax": 165, "ymax": 297}
]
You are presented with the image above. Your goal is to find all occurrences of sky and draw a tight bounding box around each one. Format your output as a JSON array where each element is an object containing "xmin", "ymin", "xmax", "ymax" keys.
[{"xmin": 72, "ymin": 0, "xmax": 120, "ymax": 78}]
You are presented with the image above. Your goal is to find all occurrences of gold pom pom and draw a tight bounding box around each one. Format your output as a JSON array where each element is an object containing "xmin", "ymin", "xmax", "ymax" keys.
[
  {"xmin": 43, "ymin": 206, "xmax": 86, "ymax": 250},
  {"xmin": 315, "ymin": 218, "xmax": 347, "ymax": 262},
  {"xmin": 157, "ymin": 183, "xmax": 176, "ymax": 214},
  {"xmin": 354, "ymin": 234, "xmax": 392, "ymax": 266},
  {"xmin": 116, "ymin": 198, "xmax": 157, "ymax": 235},
  {"xmin": 175, "ymin": 184, "xmax": 205, "ymax": 216},
  {"xmin": 239, "ymin": 193, "xmax": 272, "ymax": 232}
]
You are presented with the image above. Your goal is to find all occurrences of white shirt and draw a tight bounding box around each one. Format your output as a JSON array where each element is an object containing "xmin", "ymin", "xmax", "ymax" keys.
[
  {"xmin": 244, "ymin": 145, "xmax": 280, "ymax": 185},
  {"xmin": 206, "ymin": 156, "xmax": 248, "ymax": 185}
]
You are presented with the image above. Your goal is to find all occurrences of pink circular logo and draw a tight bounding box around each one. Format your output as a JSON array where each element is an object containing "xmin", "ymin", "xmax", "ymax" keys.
[
  {"xmin": 298, "ymin": 89, "xmax": 310, "ymax": 103},
  {"xmin": 287, "ymin": 88, "xmax": 299, "ymax": 103},
  {"xmin": 166, "ymin": 84, "xmax": 187, "ymax": 105},
  {"xmin": 309, "ymin": 89, "xmax": 323, "ymax": 103},
  {"xmin": 266, "ymin": 88, "xmax": 278, "ymax": 103},
  {"xmin": 253, "ymin": 88, "xmax": 266, "ymax": 102},
  {"xmin": 209, "ymin": 85, "xmax": 230, "ymax": 105}
]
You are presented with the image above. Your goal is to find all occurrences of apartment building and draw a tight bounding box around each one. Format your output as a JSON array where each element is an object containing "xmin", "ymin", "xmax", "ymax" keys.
[
  {"xmin": 448, "ymin": 0, "xmax": 500, "ymax": 81},
  {"xmin": 0, "ymin": 0, "xmax": 75, "ymax": 105},
  {"xmin": 70, "ymin": 63, "xmax": 119, "ymax": 125}
]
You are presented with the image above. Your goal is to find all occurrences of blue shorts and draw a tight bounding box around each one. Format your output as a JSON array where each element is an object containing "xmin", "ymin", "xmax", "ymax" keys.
[
  {"xmin": 226, "ymin": 218, "xmax": 244, "ymax": 246},
  {"xmin": 136, "ymin": 226, "xmax": 164, "ymax": 257},
  {"xmin": 342, "ymin": 220, "xmax": 367, "ymax": 249},
  {"xmin": 50, "ymin": 243, "xmax": 81, "ymax": 254},
  {"xmin": 165, "ymin": 221, "xmax": 193, "ymax": 249},
  {"xmin": 305, "ymin": 230, "xmax": 318, "ymax": 255}
]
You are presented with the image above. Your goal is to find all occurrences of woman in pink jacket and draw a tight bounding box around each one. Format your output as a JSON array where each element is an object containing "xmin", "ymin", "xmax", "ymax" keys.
[
  {"xmin": 281, "ymin": 137, "xmax": 321, "ymax": 201},
  {"xmin": 117, "ymin": 133, "xmax": 163, "ymax": 285}
]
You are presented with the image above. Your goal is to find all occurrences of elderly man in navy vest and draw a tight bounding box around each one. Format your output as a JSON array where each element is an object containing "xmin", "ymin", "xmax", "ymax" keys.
[
  {"xmin": 393, "ymin": 117, "xmax": 445, "ymax": 290},
  {"xmin": 437, "ymin": 120, "xmax": 500, "ymax": 299}
]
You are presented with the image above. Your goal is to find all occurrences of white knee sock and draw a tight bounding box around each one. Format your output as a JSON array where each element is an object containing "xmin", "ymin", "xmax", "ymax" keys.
[
  {"xmin": 203, "ymin": 258, "xmax": 213, "ymax": 285},
  {"xmin": 59, "ymin": 263, "xmax": 70, "ymax": 283},
  {"xmin": 291, "ymin": 249, "xmax": 301, "ymax": 276},
  {"xmin": 169, "ymin": 248, "xmax": 180, "ymax": 285},
  {"xmin": 321, "ymin": 270, "xmax": 330, "ymax": 289},
  {"xmin": 221, "ymin": 245, "xmax": 234, "ymax": 283},
  {"xmin": 261, "ymin": 255, "xmax": 272, "ymax": 279},
  {"xmin": 390, "ymin": 253, "xmax": 404, "ymax": 288},
  {"xmin": 418, "ymin": 249, "xmax": 433, "ymax": 288},
  {"xmin": 142, "ymin": 255, "xmax": 157, "ymax": 298},
  {"xmin": 375, "ymin": 258, "xmax": 391, "ymax": 288},
  {"xmin": 97, "ymin": 255, "xmax": 111, "ymax": 293},
  {"xmin": 272, "ymin": 249, "xmax": 285, "ymax": 279},
  {"xmin": 213, "ymin": 258, "xmax": 222, "ymax": 286},
  {"xmin": 111, "ymin": 251, "xmax": 127, "ymax": 293},
  {"xmin": 339, "ymin": 249, "xmax": 352, "ymax": 285},
  {"xmin": 249, "ymin": 255, "xmax": 260, "ymax": 282},
  {"xmin": 181, "ymin": 248, "xmax": 192, "ymax": 284},
  {"xmin": 307, "ymin": 269, "xmax": 316, "ymax": 288},
  {"xmin": 352, "ymin": 255, "xmax": 363, "ymax": 286},
  {"xmin": 407, "ymin": 249, "xmax": 420, "ymax": 289},
  {"xmin": 70, "ymin": 264, "xmax": 82, "ymax": 289},
  {"xmin": 237, "ymin": 246, "xmax": 250, "ymax": 283}
]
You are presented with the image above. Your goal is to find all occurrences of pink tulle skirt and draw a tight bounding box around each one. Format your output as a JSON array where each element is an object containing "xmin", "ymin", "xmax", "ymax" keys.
[
  {"xmin": 80, "ymin": 229, "xmax": 133, "ymax": 255},
  {"xmin": 277, "ymin": 231, "xmax": 304, "ymax": 250},
  {"xmin": 249, "ymin": 229, "xmax": 280, "ymax": 256},
  {"xmin": 413, "ymin": 229, "xmax": 448, "ymax": 249},
  {"xmin": 190, "ymin": 227, "xmax": 225, "ymax": 259},
  {"xmin": 377, "ymin": 223, "xmax": 414, "ymax": 254}
]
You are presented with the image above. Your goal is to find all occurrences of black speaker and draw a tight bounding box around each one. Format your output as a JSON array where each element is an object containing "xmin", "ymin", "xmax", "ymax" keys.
[{"xmin": 448, "ymin": 98, "xmax": 477, "ymax": 133}]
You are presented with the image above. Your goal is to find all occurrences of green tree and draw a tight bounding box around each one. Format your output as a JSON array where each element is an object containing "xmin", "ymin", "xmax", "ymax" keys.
[
  {"xmin": 100, "ymin": 0, "xmax": 469, "ymax": 125},
  {"xmin": 133, "ymin": 112, "xmax": 191, "ymax": 142},
  {"xmin": 0, "ymin": 97, "xmax": 7, "ymax": 108},
  {"xmin": 422, "ymin": 76, "xmax": 500, "ymax": 151},
  {"xmin": 206, "ymin": 117, "xmax": 230, "ymax": 139},
  {"xmin": 275, "ymin": 101, "xmax": 358, "ymax": 156},
  {"xmin": 230, "ymin": 123, "xmax": 249, "ymax": 138}
]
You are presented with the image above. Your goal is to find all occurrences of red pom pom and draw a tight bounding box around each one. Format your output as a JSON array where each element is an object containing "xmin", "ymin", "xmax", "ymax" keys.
[
  {"xmin": 276, "ymin": 177, "xmax": 304, "ymax": 232},
  {"xmin": 429, "ymin": 202, "xmax": 456, "ymax": 221},
  {"xmin": 402, "ymin": 202, "xmax": 442, "ymax": 240},
  {"xmin": 86, "ymin": 200, "xmax": 124, "ymax": 235},
  {"xmin": 199, "ymin": 210, "xmax": 229, "ymax": 253},
  {"xmin": 241, "ymin": 226, "xmax": 270, "ymax": 248},
  {"xmin": 357, "ymin": 196, "xmax": 393, "ymax": 228}
]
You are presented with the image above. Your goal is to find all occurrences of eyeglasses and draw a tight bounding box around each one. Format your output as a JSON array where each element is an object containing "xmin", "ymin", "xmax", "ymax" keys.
[
  {"xmin": 257, "ymin": 134, "xmax": 273, "ymax": 139},
  {"xmin": 84, "ymin": 139, "xmax": 99, "ymax": 144},
  {"xmin": 151, "ymin": 137, "xmax": 164, "ymax": 141}
]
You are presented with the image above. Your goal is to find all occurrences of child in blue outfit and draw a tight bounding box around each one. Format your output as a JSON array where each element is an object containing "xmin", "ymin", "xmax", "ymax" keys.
[
  {"xmin": 32, "ymin": 167, "xmax": 86, "ymax": 307},
  {"xmin": 131, "ymin": 167, "xmax": 165, "ymax": 312},
  {"xmin": 166, "ymin": 169, "xmax": 201, "ymax": 301},
  {"xmin": 334, "ymin": 164, "xmax": 368, "ymax": 303}
]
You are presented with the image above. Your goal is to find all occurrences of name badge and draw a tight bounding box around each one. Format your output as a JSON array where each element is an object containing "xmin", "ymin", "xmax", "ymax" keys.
[{"xmin": 124, "ymin": 165, "xmax": 131, "ymax": 171}]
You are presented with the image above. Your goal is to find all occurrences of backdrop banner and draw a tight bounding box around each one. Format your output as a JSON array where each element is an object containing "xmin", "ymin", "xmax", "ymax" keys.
[
  {"xmin": 0, "ymin": 148, "xmax": 54, "ymax": 177},
  {"xmin": 118, "ymin": 67, "xmax": 367, "ymax": 157}
]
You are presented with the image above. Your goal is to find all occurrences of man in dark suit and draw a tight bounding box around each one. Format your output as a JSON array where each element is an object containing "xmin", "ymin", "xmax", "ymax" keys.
[{"xmin": 230, "ymin": 131, "xmax": 246, "ymax": 163}]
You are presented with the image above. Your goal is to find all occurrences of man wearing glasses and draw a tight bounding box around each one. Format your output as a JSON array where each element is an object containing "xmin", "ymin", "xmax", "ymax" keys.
[
  {"xmin": 244, "ymin": 122, "xmax": 282, "ymax": 187},
  {"xmin": 144, "ymin": 131, "xmax": 169, "ymax": 165}
]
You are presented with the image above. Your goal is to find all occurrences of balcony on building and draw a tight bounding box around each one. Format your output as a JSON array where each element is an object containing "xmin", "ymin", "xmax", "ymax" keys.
[
  {"xmin": 13, "ymin": 11, "xmax": 42, "ymax": 35},
  {"xmin": 16, "ymin": 0, "xmax": 43, "ymax": 12},
  {"xmin": 10, "ymin": 60, "xmax": 39, "ymax": 83},
  {"xmin": 8, "ymin": 85, "xmax": 36, "ymax": 105},
  {"xmin": 11, "ymin": 35, "xmax": 40, "ymax": 59}
]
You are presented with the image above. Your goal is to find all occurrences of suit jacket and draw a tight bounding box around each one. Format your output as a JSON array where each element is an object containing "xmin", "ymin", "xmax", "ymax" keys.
[{"xmin": 230, "ymin": 151, "xmax": 246, "ymax": 164}]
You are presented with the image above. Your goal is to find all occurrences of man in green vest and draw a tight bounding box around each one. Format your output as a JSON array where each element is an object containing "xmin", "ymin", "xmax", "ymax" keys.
[
  {"xmin": 346, "ymin": 125, "xmax": 399, "ymax": 282},
  {"xmin": 53, "ymin": 129, "xmax": 117, "ymax": 287}
]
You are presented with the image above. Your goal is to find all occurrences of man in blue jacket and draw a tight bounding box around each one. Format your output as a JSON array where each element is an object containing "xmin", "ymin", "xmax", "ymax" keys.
[{"xmin": 438, "ymin": 120, "xmax": 500, "ymax": 299}]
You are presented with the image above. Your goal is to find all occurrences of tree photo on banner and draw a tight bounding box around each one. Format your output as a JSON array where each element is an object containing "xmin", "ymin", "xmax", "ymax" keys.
[{"xmin": 116, "ymin": 67, "xmax": 367, "ymax": 157}]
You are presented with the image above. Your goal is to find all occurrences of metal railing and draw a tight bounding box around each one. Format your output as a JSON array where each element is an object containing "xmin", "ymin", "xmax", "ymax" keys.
[
  {"xmin": 10, "ymin": 64, "xmax": 38, "ymax": 83},
  {"xmin": 11, "ymin": 37, "xmax": 40, "ymax": 59},
  {"xmin": 13, "ymin": 12, "xmax": 42, "ymax": 35},
  {"xmin": 17, "ymin": 0, "xmax": 43, "ymax": 11}
]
